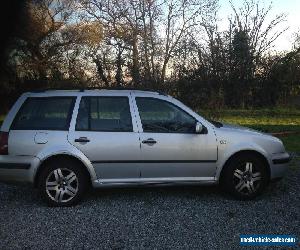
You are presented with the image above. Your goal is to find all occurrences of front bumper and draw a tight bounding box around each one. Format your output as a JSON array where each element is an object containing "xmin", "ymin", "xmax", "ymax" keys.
[
  {"xmin": 0, "ymin": 156, "xmax": 40, "ymax": 183},
  {"xmin": 269, "ymin": 152, "xmax": 291, "ymax": 179}
]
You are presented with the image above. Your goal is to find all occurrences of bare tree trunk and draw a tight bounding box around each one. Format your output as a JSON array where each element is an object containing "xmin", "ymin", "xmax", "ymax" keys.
[
  {"xmin": 94, "ymin": 58, "xmax": 109, "ymax": 87},
  {"xmin": 161, "ymin": 58, "xmax": 169, "ymax": 84},
  {"xmin": 131, "ymin": 34, "xmax": 140, "ymax": 86},
  {"xmin": 140, "ymin": 1, "xmax": 151, "ymax": 79},
  {"xmin": 148, "ymin": 6, "xmax": 156, "ymax": 80},
  {"xmin": 115, "ymin": 43, "xmax": 123, "ymax": 86}
]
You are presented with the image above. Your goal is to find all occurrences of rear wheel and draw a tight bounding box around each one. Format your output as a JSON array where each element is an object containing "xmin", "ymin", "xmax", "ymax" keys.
[
  {"xmin": 38, "ymin": 158, "xmax": 89, "ymax": 206},
  {"xmin": 221, "ymin": 153, "xmax": 269, "ymax": 200}
]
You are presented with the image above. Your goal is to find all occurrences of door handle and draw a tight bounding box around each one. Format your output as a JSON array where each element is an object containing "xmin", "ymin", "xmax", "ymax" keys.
[
  {"xmin": 142, "ymin": 138, "xmax": 157, "ymax": 145},
  {"xmin": 75, "ymin": 137, "xmax": 90, "ymax": 143}
]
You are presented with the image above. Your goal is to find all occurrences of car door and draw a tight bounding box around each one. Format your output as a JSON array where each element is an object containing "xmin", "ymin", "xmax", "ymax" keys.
[
  {"xmin": 134, "ymin": 96, "xmax": 218, "ymax": 180},
  {"xmin": 68, "ymin": 95, "xmax": 141, "ymax": 182}
]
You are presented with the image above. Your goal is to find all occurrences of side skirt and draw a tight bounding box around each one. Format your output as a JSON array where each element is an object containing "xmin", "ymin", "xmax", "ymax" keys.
[{"xmin": 92, "ymin": 177, "xmax": 217, "ymax": 188}]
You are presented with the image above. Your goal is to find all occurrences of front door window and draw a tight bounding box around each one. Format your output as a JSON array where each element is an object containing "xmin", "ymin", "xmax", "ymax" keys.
[{"xmin": 135, "ymin": 97, "xmax": 196, "ymax": 133}]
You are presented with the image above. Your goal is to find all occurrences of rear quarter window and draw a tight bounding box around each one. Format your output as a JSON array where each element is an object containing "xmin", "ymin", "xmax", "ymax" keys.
[{"xmin": 11, "ymin": 97, "xmax": 76, "ymax": 130}]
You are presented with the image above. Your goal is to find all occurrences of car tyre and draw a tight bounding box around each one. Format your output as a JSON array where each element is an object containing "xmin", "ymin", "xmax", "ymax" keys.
[
  {"xmin": 221, "ymin": 153, "xmax": 269, "ymax": 200},
  {"xmin": 38, "ymin": 158, "xmax": 89, "ymax": 207}
]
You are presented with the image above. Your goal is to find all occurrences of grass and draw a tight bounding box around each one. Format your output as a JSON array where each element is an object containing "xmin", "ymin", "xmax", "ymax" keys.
[
  {"xmin": 280, "ymin": 135, "xmax": 300, "ymax": 153},
  {"xmin": 199, "ymin": 108, "xmax": 300, "ymax": 133},
  {"xmin": 0, "ymin": 115, "xmax": 4, "ymax": 125},
  {"xmin": 199, "ymin": 108, "xmax": 300, "ymax": 153}
]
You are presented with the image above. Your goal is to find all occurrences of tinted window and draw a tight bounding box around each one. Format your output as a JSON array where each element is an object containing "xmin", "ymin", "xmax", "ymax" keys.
[
  {"xmin": 136, "ymin": 97, "xmax": 196, "ymax": 133},
  {"xmin": 11, "ymin": 97, "xmax": 75, "ymax": 130},
  {"xmin": 76, "ymin": 97, "xmax": 133, "ymax": 132}
]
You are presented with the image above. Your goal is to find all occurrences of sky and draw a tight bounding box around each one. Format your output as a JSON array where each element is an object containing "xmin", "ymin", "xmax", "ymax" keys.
[{"xmin": 218, "ymin": 0, "xmax": 300, "ymax": 51}]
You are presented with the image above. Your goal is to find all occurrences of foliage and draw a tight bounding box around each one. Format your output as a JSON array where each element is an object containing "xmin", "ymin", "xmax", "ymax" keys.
[{"xmin": 0, "ymin": 0, "xmax": 299, "ymax": 113}]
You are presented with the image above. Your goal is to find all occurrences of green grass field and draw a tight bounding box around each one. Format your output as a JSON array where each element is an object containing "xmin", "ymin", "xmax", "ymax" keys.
[
  {"xmin": 199, "ymin": 109, "xmax": 300, "ymax": 133},
  {"xmin": 1, "ymin": 109, "xmax": 299, "ymax": 152},
  {"xmin": 199, "ymin": 109, "xmax": 300, "ymax": 153},
  {"xmin": 281, "ymin": 136, "xmax": 300, "ymax": 154},
  {"xmin": 0, "ymin": 115, "xmax": 4, "ymax": 125}
]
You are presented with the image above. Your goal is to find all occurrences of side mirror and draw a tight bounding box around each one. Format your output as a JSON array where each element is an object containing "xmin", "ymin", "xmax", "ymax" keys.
[{"xmin": 195, "ymin": 122, "xmax": 203, "ymax": 134}]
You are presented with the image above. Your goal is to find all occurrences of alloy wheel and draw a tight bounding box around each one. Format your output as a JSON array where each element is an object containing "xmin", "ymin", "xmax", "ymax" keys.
[
  {"xmin": 45, "ymin": 168, "xmax": 79, "ymax": 203},
  {"xmin": 233, "ymin": 162, "xmax": 262, "ymax": 195}
]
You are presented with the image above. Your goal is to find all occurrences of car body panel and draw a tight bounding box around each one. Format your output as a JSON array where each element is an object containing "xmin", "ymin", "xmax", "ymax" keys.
[
  {"xmin": 68, "ymin": 131, "xmax": 142, "ymax": 179},
  {"xmin": 35, "ymin": 143, "xmax": 98, "ymax": 182},
  {"xmin": 137, "ymin": 133, "xmax": 217, "ymax": 178},
  {"xmin": 8, "ymin": 130, "xmax": 70, "ymax": 156},
  {"xmin": 0, "ymin": 155, "xmax": 40, "ymax": 183},
  {"xmin": 92, "ymin": 176, "xmax": 216, "ymax": 188},
  {"xmin": 214, "ymin": 125, "xmax": 289, "ymax": 181}
]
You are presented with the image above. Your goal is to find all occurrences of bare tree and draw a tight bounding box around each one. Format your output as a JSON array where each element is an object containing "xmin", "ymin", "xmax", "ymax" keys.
[
  {"xmin": 78, "ymin": 0, "xmax": 218, "ymax": 86},
  {"xmin": 160, "ymin": 0, "xmax": 218, "ymax": 83},
  {"xmin": 229, "ymin": 0, "xmax": 288, "ymax": 64},
  {"xmin": 79, "ymin": 0, "xmax": 143, "ymax": 85}
]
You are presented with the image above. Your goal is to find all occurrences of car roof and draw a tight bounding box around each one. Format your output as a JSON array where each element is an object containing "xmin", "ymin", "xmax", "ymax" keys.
[{"xmin": 24, "ymin": 89, "xmax": 167, "ymax": 98}]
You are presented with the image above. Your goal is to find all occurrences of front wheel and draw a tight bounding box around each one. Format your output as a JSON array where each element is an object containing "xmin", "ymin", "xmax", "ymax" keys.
[
  {"xmin": 221, "ymin": 153, "xmax": 269, "ymax": 200},
  {"xmin": 38, "ymin": 158, "xmax": 89, "ymax": 206}
]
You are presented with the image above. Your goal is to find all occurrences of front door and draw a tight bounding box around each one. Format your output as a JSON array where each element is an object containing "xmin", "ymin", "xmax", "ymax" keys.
[
  {"xmin": 134, "ymin": 97, "xmax": 217, "ymax": 180},
  {"xmin": 68, "ymin": 95, "xmax": 141, "ymax": 181}
]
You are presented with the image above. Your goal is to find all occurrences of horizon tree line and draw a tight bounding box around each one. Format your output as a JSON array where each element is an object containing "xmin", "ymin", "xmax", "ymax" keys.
[{"xmin": 0, "ymin": 0, "xmax": 299, "ymax": 112}]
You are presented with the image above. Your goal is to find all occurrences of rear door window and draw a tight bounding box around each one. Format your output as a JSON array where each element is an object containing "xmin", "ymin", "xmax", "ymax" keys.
[
  {"xmin": 11, "ymin": 97, "xmax": 75, "ymax": 130},
  {"xmin": 76, "ymin": 96, "xmax": 133, "ymax": 132}
]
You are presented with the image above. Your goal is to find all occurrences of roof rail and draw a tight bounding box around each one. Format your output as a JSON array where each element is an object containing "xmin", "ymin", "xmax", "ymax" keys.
[
  {"xmin": 29, "ymin": 88, "xmax": 81, "ymax": 93},
  {"xmin": 81, "ymin": 87, "xmax": 168, "ymax": 96},
  {"xmin": 29, "ymin": 87, "xmax": 168, "ymax": 96}
]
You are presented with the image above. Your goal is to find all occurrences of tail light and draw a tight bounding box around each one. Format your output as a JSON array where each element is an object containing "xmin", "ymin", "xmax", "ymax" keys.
[{"xmin": 0, "ymin": 132, "xmax": 9, "ymax": 155}]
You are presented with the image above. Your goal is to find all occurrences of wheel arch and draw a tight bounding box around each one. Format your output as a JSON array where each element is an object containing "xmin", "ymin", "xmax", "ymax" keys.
[
  {"xmin": 218, "ymin": 150, "xmax": 271, "ymax": 183},
  {"xmin": 34, "ymin": 153, "xmax": 96, "ymax": 187}
]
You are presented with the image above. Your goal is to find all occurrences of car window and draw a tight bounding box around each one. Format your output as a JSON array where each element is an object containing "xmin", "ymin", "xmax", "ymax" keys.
[
  {"xmin": 136, "ymin": 97, "xmax": 196, "ymax": 133},
  {"xmin": 11, "ymin": 97, "xmax": 75, "ymax": 130},
  {"xmin": 76, "ymin": 96, "xmax": 133, "ymax": 132}
]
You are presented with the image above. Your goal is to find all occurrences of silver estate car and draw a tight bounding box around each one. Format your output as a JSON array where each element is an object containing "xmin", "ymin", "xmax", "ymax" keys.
[{"xmin": 0, "ymin": 89, "xmax": 290, "ymax": 206}]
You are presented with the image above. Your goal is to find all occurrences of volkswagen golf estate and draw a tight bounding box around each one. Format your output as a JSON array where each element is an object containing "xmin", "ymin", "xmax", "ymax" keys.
[{"xmin": 0, "ymin": 89, "xmax": 290, "ymax": 206}]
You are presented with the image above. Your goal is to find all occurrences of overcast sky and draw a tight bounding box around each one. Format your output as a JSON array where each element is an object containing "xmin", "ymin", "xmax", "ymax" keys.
[{"xmin": 218, "ymin": 0, "xmax": 300, "ymax": 51}]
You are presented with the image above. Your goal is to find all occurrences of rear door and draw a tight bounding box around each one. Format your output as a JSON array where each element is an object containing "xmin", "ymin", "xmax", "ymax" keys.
[{"xmin": 68, "ymin": 94, "xmax": 141, "ymax": 181}]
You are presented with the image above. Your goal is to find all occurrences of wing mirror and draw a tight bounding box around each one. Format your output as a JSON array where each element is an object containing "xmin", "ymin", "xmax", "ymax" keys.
[{"xmin": 195, "ymin": 122, "xmax": 204, "ymax": 134}]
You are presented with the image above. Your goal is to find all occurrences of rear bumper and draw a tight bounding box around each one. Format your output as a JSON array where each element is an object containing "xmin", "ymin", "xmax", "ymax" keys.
[
  {"xmin": 269, "ymin": 152, "xmax": 291, "ymax": 179},
  {"xmin": 0, "ymin": 156, "xmax": 40, "ymax": 183}
]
